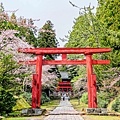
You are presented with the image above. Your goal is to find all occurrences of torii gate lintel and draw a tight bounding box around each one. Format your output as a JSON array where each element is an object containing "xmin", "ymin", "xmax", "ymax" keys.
[{"xmin": 18, "ymin": 48, "xmax": 111, "ymax": 109}]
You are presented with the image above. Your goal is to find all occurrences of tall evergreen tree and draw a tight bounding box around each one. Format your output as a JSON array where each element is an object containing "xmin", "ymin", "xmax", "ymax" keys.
[
  {"xmin": 97, "ymin": 0, "xmax": 120, "ymax": 31},
  {"xmin": 36, "ymin": 20, "xmax": 59, "ymax": 59},
  {"xmin": 65, "ymin": 7, "xmax": 102, "ymax": 48},
  {"xmin": 36, "ymin": 20, "xmax": 58, "ymax": 48},
  {"xmin": 65, "ymin": 1, "xmax": 120, "ymax": 88},
  {"xmin": 96, "ymin": 0, "xmax": 120, "ymax": 67}
]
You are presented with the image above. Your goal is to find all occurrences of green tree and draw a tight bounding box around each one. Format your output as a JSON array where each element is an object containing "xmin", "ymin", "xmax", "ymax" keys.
[
  {"xmin": 36, "ymin": 20, "xmax": 59, "ymax": 59},
  {"xmin": 0, "ymin": 3, "xmax": 42, "ymax": 114},
  {"xmin": 0, "ymin": 3, "xmax": 37, "ymax": 47},
  {"xmin": 0, "ymin": 53, "xmax": 21, "ymax": 92},
  {"xmin": 65, "ymin": 7, "xmax": 102, "ymax": 48},
  {"xmin": 0, "ymin": 90, "xmax": 16, "ymax": 115},
  {"xmin": 0, "ymin": 53, "xmax": 22, "ymax": 115},
  {"xmin": 36, "ymin": 20, "xmax": 58, "ymax": 48},
  {"xmin": 97, "ymin": 0, "xmax": 120, "ymax": 31},
  {"xmin": 65, "ymin": 7, "xmax": 108, "ymax": 85},
  {"xmin": 65, "ymin": 2, "xmax": 120, "ymax": 88},
  {"xmin": 96, "ymin": 0, "xmax": 120, "ymax": 67}
]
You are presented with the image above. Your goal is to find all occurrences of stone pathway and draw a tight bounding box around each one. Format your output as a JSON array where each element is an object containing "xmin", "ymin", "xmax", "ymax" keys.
[{"xmin": 44, "ymin": 100, "xmax": 84, "ymax": 120}]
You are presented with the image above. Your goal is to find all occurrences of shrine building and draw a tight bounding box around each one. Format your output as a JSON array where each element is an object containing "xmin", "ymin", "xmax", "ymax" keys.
[{"xmin": 56, "ymin": 72, "xmax": 73, "ymax": 96}]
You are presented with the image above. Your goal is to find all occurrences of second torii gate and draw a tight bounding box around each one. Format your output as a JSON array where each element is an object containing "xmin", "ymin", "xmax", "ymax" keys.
[{"xmin": 18, "ymin": 47, "xmax": 111, "ymax": 109}]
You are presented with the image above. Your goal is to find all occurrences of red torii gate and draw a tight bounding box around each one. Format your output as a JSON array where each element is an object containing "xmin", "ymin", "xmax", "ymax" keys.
[{"xmin": 18, "ymin": 47, "xmax": 111, "ymax": 109}]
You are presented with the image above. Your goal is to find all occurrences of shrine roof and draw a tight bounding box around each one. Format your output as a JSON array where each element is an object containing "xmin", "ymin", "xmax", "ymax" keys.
[{"xmin": 60, "ymin": 72, "xmax": 70, "ymax": 80}]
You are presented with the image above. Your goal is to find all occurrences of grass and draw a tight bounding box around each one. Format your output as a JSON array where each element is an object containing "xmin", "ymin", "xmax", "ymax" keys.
[
  {"xmin": 70, "ymin": 98, "xmax": 88, "ymax": 111},
  {"xmin": 84, "ymin": 115, "xmax": 120, "ymax": 120},
  {"xmin": 3, "ymin": 99, "xmax": 120, "ymax": 120},
  {"xmin": 4, "ymin": 99, "xmax": 60, "ymax": 120},
  {"xmin": 3, "ymin": 116, "xmax": 44, "ymax": 120},
  {"xmin": 70, "ymin": 98, "xmax": 120, "ymax": 120},
  {"xmin": 41, "ymin": 99, "xmax": 60, "ymax": 111}
]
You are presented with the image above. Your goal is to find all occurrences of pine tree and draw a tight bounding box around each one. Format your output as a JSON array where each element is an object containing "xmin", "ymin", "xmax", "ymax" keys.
[
  {"xmin": 36, "ymin": 20, "xmax": 59, "ymax": 59},
  {"xmin": 96, "ymin": 0, "xmax": 120, "ymax": 67},
  {"xmin": 37, "ymin": 20, "xmax": 58, "ymax": 48},
  {"xmin": 65, "ymin": 7, "xmax": 102, "ymax": 48}
]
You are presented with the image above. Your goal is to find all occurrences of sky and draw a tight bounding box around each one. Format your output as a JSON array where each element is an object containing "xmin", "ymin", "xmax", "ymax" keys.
[{"xmin": 1, "ymin": 0, "xmax": 98, "ymax": 47}]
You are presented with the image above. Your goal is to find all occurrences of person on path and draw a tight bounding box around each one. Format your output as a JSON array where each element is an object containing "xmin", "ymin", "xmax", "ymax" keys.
[{"xmin": 62, "ymin": 93, "xmax": 66, "ymax": 101}]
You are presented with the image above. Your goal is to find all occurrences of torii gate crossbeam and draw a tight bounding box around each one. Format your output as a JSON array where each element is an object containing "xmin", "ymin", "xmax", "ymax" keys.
[
  {"xmin": 18, "ymin": 47, "xmax": 111, "ymax": 109},
  {"xmin": 19, "ymin": 59, "xmax": 110, "ymax": 65}
]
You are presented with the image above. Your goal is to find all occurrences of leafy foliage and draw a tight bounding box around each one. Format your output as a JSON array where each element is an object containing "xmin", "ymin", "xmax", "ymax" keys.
[
  {"xmin": 65, "ymin": 7, "xmax": 102, "ymax": 48},
  {"xmin": 41, "ymin": 92, "xmax": 50, "ymax": 104},
  {"xmin": 0, "ymin": 52, "xmax": 21, "ymax": 92},
  {"xmin": 97, "ymin": 91, "xmax": 110, "ymax": 108},
  {"xmin": 80, "ymin": 92, "xmax": 88, "ymax": 104},
  {"xmin": 80, "ymin": 91, "xmax": 116, "ymax": 108},
  {"xmin": 0, "ymin": 89, "xmax": 16, "ymax": 115},
  {"xmin": 0, "ymin": 3, "xmax": 37, "ymax": 47},
  {"xmin": 21, "ymin": 92, "xmax": 31, "ymax": 105},
  {"xmin": 65, "ymin": 2, "xmax": 120, "ymax": 111},
  {"xmin": 65, "ymin": 7, "xmax": 110, "ymax": 86},
  {"xmin": 112, "ymin": 96, "xmax": 120, "ymax": 112},
  {"xmin": 0, "ymin": 3, "xmax": 59, "ymax": 113},
  {"xmin": 97, "ymin": 0, "xmax": 120, "ymax": 31},
  {"xmin": 96, "ymin": 0, "xmax": 120, "ymax": 67},
  {"xmin": 65, "ymin": 1, "xmax": 120, "ymax": 92},
  {"xmin": 0, "ymin": 52, "xmax": 27, "ymax": 115},
  {"xmin": 0, "ymin": 19, "xmax": 37, "ymax": 46}
]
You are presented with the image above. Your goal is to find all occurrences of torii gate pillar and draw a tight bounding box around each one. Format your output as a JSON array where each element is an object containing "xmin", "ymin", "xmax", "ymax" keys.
[
  {"xmin": 32, "ymin": 55, "xmax": 43, "ymax": 108},
  {"xmin": 86, "ymin": 54, "xmax": 97, "ymax": 108}
]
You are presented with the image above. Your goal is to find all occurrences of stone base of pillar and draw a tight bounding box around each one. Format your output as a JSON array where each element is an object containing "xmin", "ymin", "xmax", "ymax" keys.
[
  {"xmin": 86, "ymin": 108, "xmax": 107, "ymax": 114},
  {"xmin": 21, "ymin": 108, "xmax": 46, "ymax": 116}
]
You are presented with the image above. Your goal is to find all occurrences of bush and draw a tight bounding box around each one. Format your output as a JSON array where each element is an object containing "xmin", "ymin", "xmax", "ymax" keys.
[
  {"xmin": 22, "ymin": 92, "xmax": 31, "ymax": 105},
  {"xmin": 41, "ymin": 92, "xmax": 50, "ymax": 104},
  {"xmin": 80, "ymin": 92, "xmax": 88, "ymax": 104},
  {"xmin": 112, "ymin": 96, "xmax": 120, "ymax": 112},
  {"xmin": 98, "ymin": 91, "xmax": 110, "ymax": 108},
  {"xmin": 0, "ymin": 90, "xmax": 16, "ymax": 115},
  {"xmin": 22, "ymin": 92, "xmax": 50, "ymax": 105}
]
